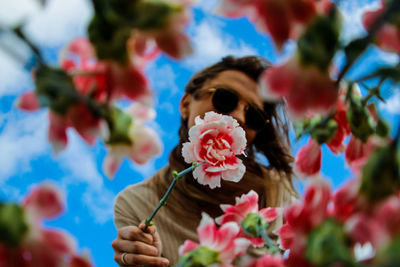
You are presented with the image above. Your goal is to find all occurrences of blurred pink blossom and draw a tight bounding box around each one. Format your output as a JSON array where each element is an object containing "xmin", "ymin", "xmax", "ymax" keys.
[
  {"xmin": 178, "ymin": 213, "xmax": 250, "ymax": 267},
  {"xmin": 216, "ymin": 190, "xmax": 278, "ymax": 247},
  {"xmin": 294, "ymin": 138, "xmax": 322, "ymax": 177},
  {"xmin": 103, "ymin": 102, "xmax": 162, "ymax": 178},
  {"xmin": 61, "ymin": 37, "xmax": 151, "ymax": 102},
  {"xmin": 244, "ymin": 254, "xmax": 284, "ymax": 267},
  {"xmin": 130, "ymin": 0, "xmax": 193, "ymax": 59},
  {"xmin": 181, "ymin": 111, "xmax": 247, "ymax": 189},
  {"xmin": 278, "ymin": 179, "xmax": 331, "ymax": 266},
  {"xmin": 23, "ymin": 183, "xmax": 64, "ymax": 220},
  {"xmin": 214, "ymin": 0, "xmax": 334, "ymax": 50},
  {"xmin": 362, "ymin": 1, "xmax": 400, "ymax": 54},
  {"xmin": 259, "ymin": 57, "xmax": 338, "ymax": 118},
  {"xmin": 1, "ymin": 183, "xmax": 93, "ymax": 267}
]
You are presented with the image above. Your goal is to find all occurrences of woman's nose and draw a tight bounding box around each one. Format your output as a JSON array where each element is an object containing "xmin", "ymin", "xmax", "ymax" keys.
[{"xmin": 228, "ymin": 102, "xmax": 246, "ymax": 127}]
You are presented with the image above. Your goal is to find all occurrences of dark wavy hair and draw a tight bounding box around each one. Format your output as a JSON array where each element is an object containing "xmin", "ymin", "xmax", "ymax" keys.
[{"xmin": 170, "ymin": 55, "xmax": 294, "ymax": 177}]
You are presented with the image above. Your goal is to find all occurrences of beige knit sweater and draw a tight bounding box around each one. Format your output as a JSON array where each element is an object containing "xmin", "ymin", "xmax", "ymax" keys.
[{"xmin": 114, "ymin": 165, "xmax": 297, "ymax": 265}]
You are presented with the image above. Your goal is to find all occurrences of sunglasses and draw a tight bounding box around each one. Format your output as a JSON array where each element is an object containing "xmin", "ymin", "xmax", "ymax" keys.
[{"xmin": 194, "ymin": 87, "xmax": 269, "ymax": 131}]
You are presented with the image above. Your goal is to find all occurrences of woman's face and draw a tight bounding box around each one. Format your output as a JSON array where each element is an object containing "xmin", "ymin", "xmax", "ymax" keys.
[{"xmin": 180, "ymin": 70, "xmax": 264, "ymax": 144}]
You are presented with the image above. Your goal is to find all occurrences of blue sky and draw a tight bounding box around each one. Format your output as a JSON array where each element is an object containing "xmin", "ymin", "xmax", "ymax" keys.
[{"xmin": 0, "ymin": 0, "xmax": 399, "ymax": 266}]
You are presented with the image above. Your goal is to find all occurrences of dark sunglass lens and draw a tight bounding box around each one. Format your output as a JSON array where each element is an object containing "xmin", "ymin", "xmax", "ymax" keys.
[
  {"xmin": 246, "ymin": 106, "xmax": 267, "ymax": 131},
  {"xmin": 212, "ymin": 88, "xmax": 238, "ymax": 114}
]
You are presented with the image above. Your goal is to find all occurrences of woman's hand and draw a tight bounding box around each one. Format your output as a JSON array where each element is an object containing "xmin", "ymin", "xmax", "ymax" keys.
[{"xmin": 112, "ymin": 222, "xmax": 170, "ymax": 266}]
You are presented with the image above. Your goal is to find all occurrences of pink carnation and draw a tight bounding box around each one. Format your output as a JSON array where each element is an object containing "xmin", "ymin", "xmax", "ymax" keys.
[
  {"xmin": 130, "ymin": 0, "xmax": 193, "ymax": 59},
  {"xmin": 181, "ymin": 111, "xmax": 247, "ymax": 189},
  {"xmin": 61, "ymin": 38, "xmax": 151, "ymax": 102},
  {"xmin": 294, "ymin": 138, "xmax": 322, "ymax": 178},
  {"xmin": 279, "ymin": 179, "xmax": 331, "ymax": 266},
  {"xmin": 259, "ymin": 57, "xmax": 338, "ymax": 118},
  {"xmin": 103, "ymin": 103, "xmax": 162, "ymax": 178},
  {"xmin": 214, "ymin": 0, "xmax": 334, "ymax": 50},
  {"xmin": 362, "ymin": 1, "xmax": 400, "ymax": 54},
  {"xmin": 23, "ymin": 183, "xmax": 64, "ymax": 220},
  {"xmin": 178, "ymin": 213, "xmax": 250, "ymax": 267},
  {"xmin": 216, "ymin": 190, "xmax": 278, "ymax": 247},
  {"xmin": 245, "ymin": 254, "xmax": 284, "ymax": 267}
]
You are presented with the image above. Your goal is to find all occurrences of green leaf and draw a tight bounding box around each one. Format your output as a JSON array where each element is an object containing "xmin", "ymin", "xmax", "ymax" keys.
[
  {"xmin": 297, "ymin": 9, "xmax": 342, "ymax": 71},
  {"xmin": 309, "ymin": 116, "xmax": 338, "ymax": 145},
  {"xmin": 376, "ymin": 233, "xmax": 400, "ymax": 267},
  {"xmin": 346, "ymin": 97, "xmax": 375, "ymax": 142},
  {"xmin": 88, "ymin": 15, "xmax": 131, "ymax": 64},
  {"xmin": 306, "ymin": 219, "xmax": 354, "ymax": 267},
  {"xmin": 106, "ymin": 0, "xmax": 180, "ymax": 30},
  {"xmin": 293, "ymin": 118, "xmax": 311, "ymax": 140},
  {"xmin": 241, "ymin": 212, "xmax": 268, "ymax": 238},
  {"xmin": 0, "ymin": 203, "xmax": 29, "ymax": 246},
  {"xmin": 177, "ymin": 246, "xmax": 220, "ymax": 267},
  {"xmin": 35, "ymin": 65, "xmax": 78, "ymax": 115},
  {"xmin": 106, "ymin": 107, "xmax": 133, "ymax": 145},
  {"xmin": 360, "ymin": 143, "xmax": 400, "ymax": 203},
  {"xmin": 376, "ymin": 118, "xmax": 390, "ymax": 137},
  {"xmin": 365, "ymin": 64, "xmax": 400, "ymax": 83},
  {"xmin": 344, "ymin": 37, "xmax": 370, "ymax": 66}
]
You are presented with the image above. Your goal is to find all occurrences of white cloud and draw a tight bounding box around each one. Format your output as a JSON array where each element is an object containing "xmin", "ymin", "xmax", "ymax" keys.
[
  {"xmin": 338, "ymin": 0, "xmax": 381, "ymax": 44},
  {"xmin": 193, "ymin": 0, "xmax": 219, "ymax": 12},
  {"xmin": 24, "ymin": 0, "xmax": 93, "ymax": 47},
  {"xmin": 380, "ymin": 90, "xmax": 400, "ymax": 115},
  {"xmin": 0, "ymin": 0, "xmax": 41, "ymax": 28},
  {"xmin": 183, "ymin": 20, "xmax": 258, "ymax": 69},
  {"xmin": 0, "ymin": 111, "xmax": 49, "ymax": 181},
  {"xmin": 147, "ymin": 63, "xmax": 180, "ymax": 96},
  {"xmin": 0, "ymin": 109, "xmax": 115, "ymax": 223},
  {"xmin": 129, "ymin": 159, "xmax": 158, "ymax": 181},
  {"xmin": 58, "ymin": 132, "xmax": 115, "ymax": 224},
  {"xmin": 0, "ymin": 33, "xmax": 33, "ymax": 97}
]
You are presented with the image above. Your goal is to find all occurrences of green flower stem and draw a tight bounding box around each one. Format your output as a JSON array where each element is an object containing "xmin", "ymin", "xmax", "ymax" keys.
[
  {"xmin": 261, "ymin": 229, "xmax": 280, "ymax": 254},
  {"xmin": 337, "ymin": 0, "xmax": 400, "ymax": 84},
  {"xmin": 143, "ymin": 162, "xmax": 205, "ymax": 232},
  {"xmin": 13, "ymin": 26, "xmax": 44, "ymax": 65}
]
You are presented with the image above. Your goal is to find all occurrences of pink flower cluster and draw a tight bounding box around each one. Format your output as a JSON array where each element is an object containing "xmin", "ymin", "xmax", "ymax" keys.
[
  {"xmin": 294, "ymin": 85, "xmax": 386, "ymax": 178},
  {"xmin": 182, "ymin": 112, "xmax": 247, "ymax": 189},
  {"xmin": 16, "ymin": 38, "xmax": 152, "ymax": 153},
  {"xmin": 216, "ymin": 190, "xmax": 278, "ymax": 247},
  {"xmin": 103, "ymin": 102, "xmax": 162, "ymax": 178},
  {"xmin": 131, "ymin": 0, "xmax": 194, "ymax": 59},
  {"xmin": 362, "ymin": 0, "xmax": 400, "ymax": 55},
  {"xmin": 17, "ymin": 38, "xmax": 162, "ymax": 178},
  {"xmin": 179, "ymin": 213, "xmax": 250, "ymax": 267},
  {"xmin": 1, "ymin": 183, "xmax": 92, "ymax": 267},
  {"xmin": 259, "ymin": 56, "xmax": 338, "ymax": 119},
  {"xmin": 278, "ymin": 178, "xmax": 400, "ymax": 266},
  {"xmin": 214, "ymin": 0, "xmax": 334, "ymax": 50},
  {"xmin": 179, "ymin": 191, "xmax": 282, "ymax": 266}
]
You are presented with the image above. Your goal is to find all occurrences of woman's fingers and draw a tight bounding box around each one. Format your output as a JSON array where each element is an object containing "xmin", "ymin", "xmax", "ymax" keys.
[
  {"xmin": 112, "ymin": 239, "xmax": 159, "ymax": 257},
  {"xmin": 118, "ymin": 225, "xmax": 153, "ymax": 244},
  {"xmin": 114, "ymin": 251, "xmax": 169, "ymax": 267}
]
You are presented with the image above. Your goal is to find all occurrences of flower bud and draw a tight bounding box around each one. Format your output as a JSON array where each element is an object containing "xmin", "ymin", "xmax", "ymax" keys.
[
  {"xmin": 306, "ymin": 219, "xmax": 353, "ymax": 266},
  {"xmin": 35, "ymin": 65, "xmax": 78, "ymax": 115},
  {"xmin": 177, "ymin": 246, "xmax": 220, "ymax": 267},
  {"xmin": 241, "ymin": 213, "xmax": 268, "ymax": 238},
  {"xmin": 360, "ymin": 143, "xmax": 400, "ymax": 202},
  {"xmin": 346, "ymin": 97, "xmax": 375, "ymax": 142},
  {"xmin": 309, "ymin": 116, "xmax": 338, "ymax": 144},
  {"xmin": 0, "ymin": 203, "xmax": 29, "ymax": 246}
]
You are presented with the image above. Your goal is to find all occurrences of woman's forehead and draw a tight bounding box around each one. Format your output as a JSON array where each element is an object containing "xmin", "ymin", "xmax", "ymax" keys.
[{"xmin": 204, "ymin": 70, "xmax": 262, "ymax": 104}]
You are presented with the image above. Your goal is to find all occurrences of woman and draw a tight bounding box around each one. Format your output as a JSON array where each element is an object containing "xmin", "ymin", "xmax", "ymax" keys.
[{"xmin": 112, "ymin": 56, "xmax": 297, "ymax": 266}]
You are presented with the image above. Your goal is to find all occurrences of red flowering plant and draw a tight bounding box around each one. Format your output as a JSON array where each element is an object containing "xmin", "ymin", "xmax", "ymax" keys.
[
  {"xmin": 0, "ymin": 183, "xmax": 93, "ymax": 267},
  {"xmin": 201, "ymin": 0, "xmax": 400, "ymax": 266},
  {"xmin": 2, "ymin": 0, "xmax": 400, "ymax": 266},
  {"xmin": 9, "ymin": 0, "xmax": 196, "ymax": 179}
]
